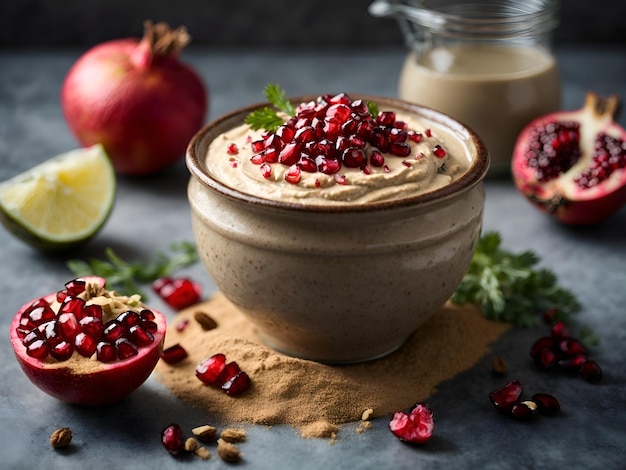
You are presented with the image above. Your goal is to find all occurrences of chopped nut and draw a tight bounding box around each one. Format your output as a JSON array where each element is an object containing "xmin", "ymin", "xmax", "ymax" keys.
[
  {"xmin": 491, "ymin": 356, "xmax": 508, "ymax": 374},
  {"xmin": 361, "ymin": 408, "xmax": 374, "ymax": 421},
  {"xmin": 194, "ymin": 311, "xmax": 218, "ymax": 331},
  {"xmin": 191, "ymin": 424, "xmax": 218, "ymax": 443},
  {"xmin": 217, "ymin": 438, "xmax": 241, "ymax": 463},
  {"xmin": 195, "ymin": 446, "xmax": 211, "ymax": 460},
  {"xmin": 50, "ymin": 427, "xmax": 72, "ymax": 449},
  {"xmin": 521, "ymin": 400, "xmax": 538, "ymax": 411},
  {"xmin": 220, "ymin": 428, "xmax": 246, "ymax": 443},
  {"xmin": 184, "ymin": 437, "xmax": 199, "ymax": 452}
]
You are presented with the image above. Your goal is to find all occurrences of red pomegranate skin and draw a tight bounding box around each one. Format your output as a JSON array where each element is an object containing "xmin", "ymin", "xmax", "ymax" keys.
[
  {"xmin": 9, "ymin": 281, "xmax": 166, "ymax": 405},
  {"xmin": 61, "ymin": 36, "xmax": 208, "ymax": 175}
]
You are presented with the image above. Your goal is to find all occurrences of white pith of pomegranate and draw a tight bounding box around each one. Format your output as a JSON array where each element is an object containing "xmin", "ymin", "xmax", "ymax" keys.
[
  {"xmin": 61, "ymin": 21, "xmax": 208, "ymax": 176},
  {"xmin": 512, "ymin": 92, "xmax": 626, "ymax": 224},
  {"xmin": 9, "ymin": 276, "xmax": 166, "ymax": 405}
]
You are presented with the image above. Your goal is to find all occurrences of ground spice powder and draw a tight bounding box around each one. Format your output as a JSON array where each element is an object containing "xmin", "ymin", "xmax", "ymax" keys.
[{"xmin": 155, "ymin": 293, "xmax": 509, "ymax": 438}]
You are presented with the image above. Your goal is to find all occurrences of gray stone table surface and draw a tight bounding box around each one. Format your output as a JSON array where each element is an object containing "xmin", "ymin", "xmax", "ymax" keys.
[{"xmin": 1, "ymin": 46, "xmax": 625, "ymax": 469}]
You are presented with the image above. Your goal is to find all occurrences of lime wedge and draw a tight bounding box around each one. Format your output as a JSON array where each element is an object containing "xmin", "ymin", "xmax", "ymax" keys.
[{"xmin": 0, "ymin": 144, "xmax": 116, "ymax": 252}]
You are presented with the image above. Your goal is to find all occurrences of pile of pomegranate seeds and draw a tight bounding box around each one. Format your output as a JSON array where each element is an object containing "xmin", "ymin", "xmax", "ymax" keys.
[
  {"xmin": 489, "ymin": 380, "xmax": 561, "ymax": 421},
  {"xmin": 196, "ymin": 353, "xmax": 251, "ymax": 396},
  {"xmin": 153, "ymin": 277, "xmax": 202, "ymax": 310},
  {"xmin": 15, "ymin": 278, "xmax": 157, "ymax": 363},
  {"xmin": 239, "ymin": 93, "xmax": 446, "ymax": 185},
  {"xmin": 388, "ymin": 403, "xmax": 435, "ymax": 444},
  {"xmin": 525, "ymin": 121, "xmax": 581, "ymax": 182},
  {"xmin": 530, "ymin": 318, "xmax": 603, "ymax": 383},
  {"xmin": 574, "ymin": 132, "xmax": 626, "ymax": 188}
]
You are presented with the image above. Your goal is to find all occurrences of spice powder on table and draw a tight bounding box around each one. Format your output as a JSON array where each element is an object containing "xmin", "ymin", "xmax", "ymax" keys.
[{"xmin": 155, "ymin": 292, "xmax": 509, "ymax": 438}]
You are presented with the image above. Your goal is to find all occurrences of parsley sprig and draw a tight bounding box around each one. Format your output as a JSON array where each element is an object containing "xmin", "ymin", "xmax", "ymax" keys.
[
  {"xmin": 451, "ymin": 232, "xmax": 581, "ymax": 327},
  {"xmin": 66, "ymin": 241, "xmax": 199, "ymax": 299},
  {"xmin": 245, "ymin": 83, "xmax": 295, "ymax": 131}
]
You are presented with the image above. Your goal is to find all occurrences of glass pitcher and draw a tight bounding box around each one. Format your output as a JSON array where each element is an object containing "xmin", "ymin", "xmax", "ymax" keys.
[{"xmin": 369, "ymin": 0, "xmax": 561, "ymax": 177}]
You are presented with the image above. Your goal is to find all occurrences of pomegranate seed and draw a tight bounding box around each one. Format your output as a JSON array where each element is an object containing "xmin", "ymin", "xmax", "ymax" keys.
[
  {"xmin": 196, "ymin": 353, "xmax": 227, "ymax": 385},
  {"xmin": 369, "ymin": 150, "xmax": 385, "ymax": 167},
  {"xmin": 81, "ymin": 304, "xmax": 103, "ymax": 320},
  {"xmin": 377, "ymin": 111, "xmax": 396, "ymax": 126},
  {"xmin": 251, "ymin": 139, "xmax": 265, "ymax": 153},
  {"xmin": 558, "ymin": 353, "xmax": 587, "ymax": 371},
  {"xmin": 64, "ymin": 278, "xmax": 86, "ymax": 296},
  {"xmin": 115, "ymin": 338, "xmax": 138, "ymax": 359},
  {"xmin": 511, "ymin": 402, "xmax": 536, "ymax": 421},
  {"xmin": 530, "ymin": 336, "xmax": 555, "ymax": 359},
  {"xmin": 489, "ymin": 379, "xmax": 523, "ymax": 413},
  {"xmin": 388, "ymin": 127, "xmax": 407, "ymax": 143},
  {"xmin": 152, "ymin": 277, "xmax": 172, "ymax": 294},
  {"xmin": 558, "ymin": 338, "xmax": 587, "ymax": 357},
  {"xmin": 74, "ymin": 332, "xmax": 98, "ymax": 357},
  {"xmin": 26, "ymin": 339, "xmax": 50, "ymax": 359},
  {"xmin": 334, "ymin": 174, "xmax": 348, "ymax": 185},
  {"xmin": 425, "ymin": 128, "xmax": 432, "ymax": 137},
  {"xmin": 79, "ymin": 316, "xmax": 104, "ymax": 339},
  {"xmin": 278, "ymin": 142, "xmax": 301, "ymax": 166},
  {"xmin": 59, "ymin": 297, "xmax": 86, "ymax": 316},
  {"xmin": 433, "ymin": 145, "xmax": 446, "ymax": 158},
  {"xmin": 117, "ymin": 310, "xmax": 141, "ymax": 327},
  {"xmin": 27, "ymin": 305, "xmax": 56, "ymax": 327},
  {"xmin": 175, "ymin": 319, "xmax": 189, "ymax": 332},
  {"xmin": 316, "ymin": 156, "xmax": 341, "ymax": 175},
  {"xmin": 226, "ymin": 143, "xmax": 239, "ymax": 155},
  {"xmin": 156, "ymin": 278, "xmax": 202, "ymax": 310},
  {"xmin": 142, "ymin": 320, "xmax": 158, "ymax": 333},
  {"xmin": 161, "ymin": 423, "xmax": 184, "ymax": 455},
  {"xmin": 140, "ymin": 309, "xmax": 156, "ymax": 321},
  {"xmin": 57, "ymin": 313, "xmax": 81, "ymax": 340},
  {"xmin": 580, "ymin": 360, "xmax": 602, "ymax": 383},
  {"xmin": 96, "ymin": 341, "xmax": 117, "ymax": 363},
  {"xmin": 50, "ymin": 340, "xmax": 74, "ymax": 361},
  {"xmin": 260, "ymin": 162, "xmax": 272, "ymax": 178},
  {"xmin": 222, "ymin": 370, "xmax": 251, "ymax": 396},
  {"xmin": 128, "ymin": 324, "xmax": 154, "ymax": 346},
  {"xmin": 531, "ymin": 393, "xmax": 561, "ymax": 415},
  {"xmin": 161, "ymin": 344, "xmax": 189, "ymax": 364},
  {"xmin": 388, "ymin": 403, "xmax": 434, "ymax": 444},
  {"xmin": 550, "ymin": 321, "xmax": 572, "ymax": 339},
  {"xmin": 217, "ymin": 361, "xmax": 242, "ymax": 384},
  {"xmin": 389, "ymin": 142, "xmax": 411, "ymax": 157},
  {"xmin": 276, "ymin": 124, "xmax": 295, "ymax": 141},
  {"xmin": 37, "ymin": 320, "xmax": 61, "ymax": 345},
  {"xmin": 285, "ymin": 165, "xmax": 301, "ymax": 184},
  {"xmin": 539, "ymin": 348, "xmax": 558, "ymax": 368},
  {"xmin": 341, "ymin": 148, "xmax": 366, "ymax": 168},
  {"xmin": 103, "ymin": 320, "xmax": 126, "ymax": 342},
  {"xmin": 228, "ymin": 158, "xmax": 238, "ymax": 168},
  {"xmin": 297, "ymin": 156, "xmax": 317, "ymax": 173},
  {"xmin": 408, "ymin": 131, "xmax": 423, "ymax": 143}
]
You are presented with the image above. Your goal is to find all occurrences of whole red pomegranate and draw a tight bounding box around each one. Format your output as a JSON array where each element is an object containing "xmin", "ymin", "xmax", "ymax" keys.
[
  {"xmin": 9, "ymin": 276, "xmax": 166, "ymax": 405},
  {"xmin": 512, "ymin": 92, "xmax": 626, "ymax": 224},
  {"xmin": 61, "ymin": 21, "xmax": 208, "ymax": 175}
]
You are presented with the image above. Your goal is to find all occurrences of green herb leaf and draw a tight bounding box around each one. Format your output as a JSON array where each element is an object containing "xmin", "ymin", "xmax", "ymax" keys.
[
  {"xmin": 66, "ymin": 241, "xmax": 200, "ymax": 299},
  {"xmin": 264, "ymin": 83, "xmax": 295, "ymax": 116},
  {"xmin": 244, "ymin": 83, "xmax": 295, "ymax": 132},
  {"xmin": 451, "ymin": 231, "xmax": 582, "ymax": 327},
  {"xmin": 367, "ymin": 100, "xmax": 379, "ymax": 119},
  {"xmin": 245, "ymin": 107, "xmax": 285, "ymax": 132}
]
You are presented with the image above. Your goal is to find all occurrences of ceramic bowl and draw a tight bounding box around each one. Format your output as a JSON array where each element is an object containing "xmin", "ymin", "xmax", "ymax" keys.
[{"xmin": 186, "ymin": 95, "xmax": 489, "ymax": 363}]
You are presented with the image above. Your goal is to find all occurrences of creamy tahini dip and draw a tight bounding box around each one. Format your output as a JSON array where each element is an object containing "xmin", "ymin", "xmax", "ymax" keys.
[{"xmin": 205, "ymin": 108, "xmax": 472, "ymax": 205}]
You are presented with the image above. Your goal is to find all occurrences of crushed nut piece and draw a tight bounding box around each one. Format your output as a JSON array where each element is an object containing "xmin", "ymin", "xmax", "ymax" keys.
[
  {"xmin": 491, "ymin": 356, "xmax": 508, "ymax": 374},
  {"xmin": 50, "ymin": 427, "xmax": 72, "ymax": 449},
  {"xmin": 361, "ymin": 408, "xmax": 374, "ymax": 421},
  {"xmin": 521, "ymin": 400, "xmax": 538, "ymax": 411},
  {"xmin": 184, "ymin": 437, "xmax": 199, "ymax": 452},
  {"xmin": 220, "ymin": 428, "xmax": 246, "ymax": 443},
  {"xmin": 194, "ymin": 311, "xmax": 218, "ymax": 331},
  {"xmin": 195, "ymin": 446, "xmax": 211, "ymax": 460},
  {"xmin": 217, "ymin": 438, "xmax": 241, "ymax": 463},
  {"xmin": 192, "ymin": 424, "xmax": 218, "ymax": 443}
]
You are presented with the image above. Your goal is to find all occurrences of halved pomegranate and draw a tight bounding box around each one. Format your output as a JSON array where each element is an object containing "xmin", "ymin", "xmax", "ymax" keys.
[
  {"xmin": 512, "ymin": 92, "xmax": 626, "ymax": 224},
  {"xmin": 9, "ymin": 276, "xmax": 166, "ymax": 405}
]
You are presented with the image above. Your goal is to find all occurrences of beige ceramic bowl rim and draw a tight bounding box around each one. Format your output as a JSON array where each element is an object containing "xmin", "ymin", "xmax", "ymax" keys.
[{"xmin": 186, "ymin": 94, "xmax": 490, "ymax": 213}]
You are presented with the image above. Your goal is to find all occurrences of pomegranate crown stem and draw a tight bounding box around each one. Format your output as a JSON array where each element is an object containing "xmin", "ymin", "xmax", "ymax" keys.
[
  {"xmin": 585, "ymin": 92, "xmax": 621, "ymax": 120},
  {"xmin": 131, "ymin": 20, "xmax": 191, "ymax": 67}
]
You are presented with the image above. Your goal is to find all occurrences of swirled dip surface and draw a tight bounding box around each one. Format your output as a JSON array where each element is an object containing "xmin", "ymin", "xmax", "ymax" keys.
[{"xmin": 205, "ymin": 108, "xmax": 472, "ymax": 205}]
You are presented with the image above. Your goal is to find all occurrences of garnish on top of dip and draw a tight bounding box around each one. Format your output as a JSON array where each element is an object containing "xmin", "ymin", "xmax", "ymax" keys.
[{"xmin": 205, "ymin": 84, "xmax": 473, "ymax": 205}]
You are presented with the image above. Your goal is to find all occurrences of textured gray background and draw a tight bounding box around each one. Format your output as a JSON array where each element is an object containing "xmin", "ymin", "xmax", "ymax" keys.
[{"xmin": 1, "ymin": 0, "xmax": 625, "ymax": 48}]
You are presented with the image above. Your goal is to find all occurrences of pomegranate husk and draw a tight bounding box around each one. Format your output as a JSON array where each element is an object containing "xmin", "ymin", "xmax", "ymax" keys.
[
  {"xmin": 512, "ymin": 92, "xmax": 626, "ymax": 225},
  {"xmin": 9, "ymin": 277, "xmax": 166, "ymax": 405},
  {"xmin": 61, "ymin": 21, "xmax": 208, "ymax": 175}
]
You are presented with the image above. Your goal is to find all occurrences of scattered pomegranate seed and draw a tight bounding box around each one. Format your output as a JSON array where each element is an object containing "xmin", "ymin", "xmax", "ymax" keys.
[
  {"xmin": 175, "ymin": 319, "xmax": 189, "ymax": 332},
  {"xmin": 196, "ymin": 354, "xmax": 251, "ymax": 396},
  {"xmin": 161, "ymin": 344, "xmax": 189, "ymax": 364},
  {"xmin": 161, "ymin": 423, "xmax": 184, "ymax": 455},
  {"xmin": 489, "ymin": 379, "xmax": 523, "ymax": 413},
  {"xmin": 153, "ymin": 277, "xmax": 202, "ymax": 310},
  {"xmin": 388, "ymin": 403, "xmax": 434, "ymax": 444},
  {"xmin": 531, "ymin": 393, "xmax": 561, "ymax": 416},
  {"xmin": 226, "ymin": 143, "xmax": 239, "ymax": 155},
  {"xmin": 222, "ymin": 370, "xmax": 251, "ymax": 396},
  {"xmin": 580, "ymin": 359, "xmax": 602, "ymax": 383},
  {"xmin": 510, "ymin": 401, "xmax": 535, "ymax": 421},
  {"xmin": 433, "ymin": 145, "xmax": 446, "ymax": 158},
  {"xmin": 196, "ymin": 353, "xmax": 227, "ymax": 385}
]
